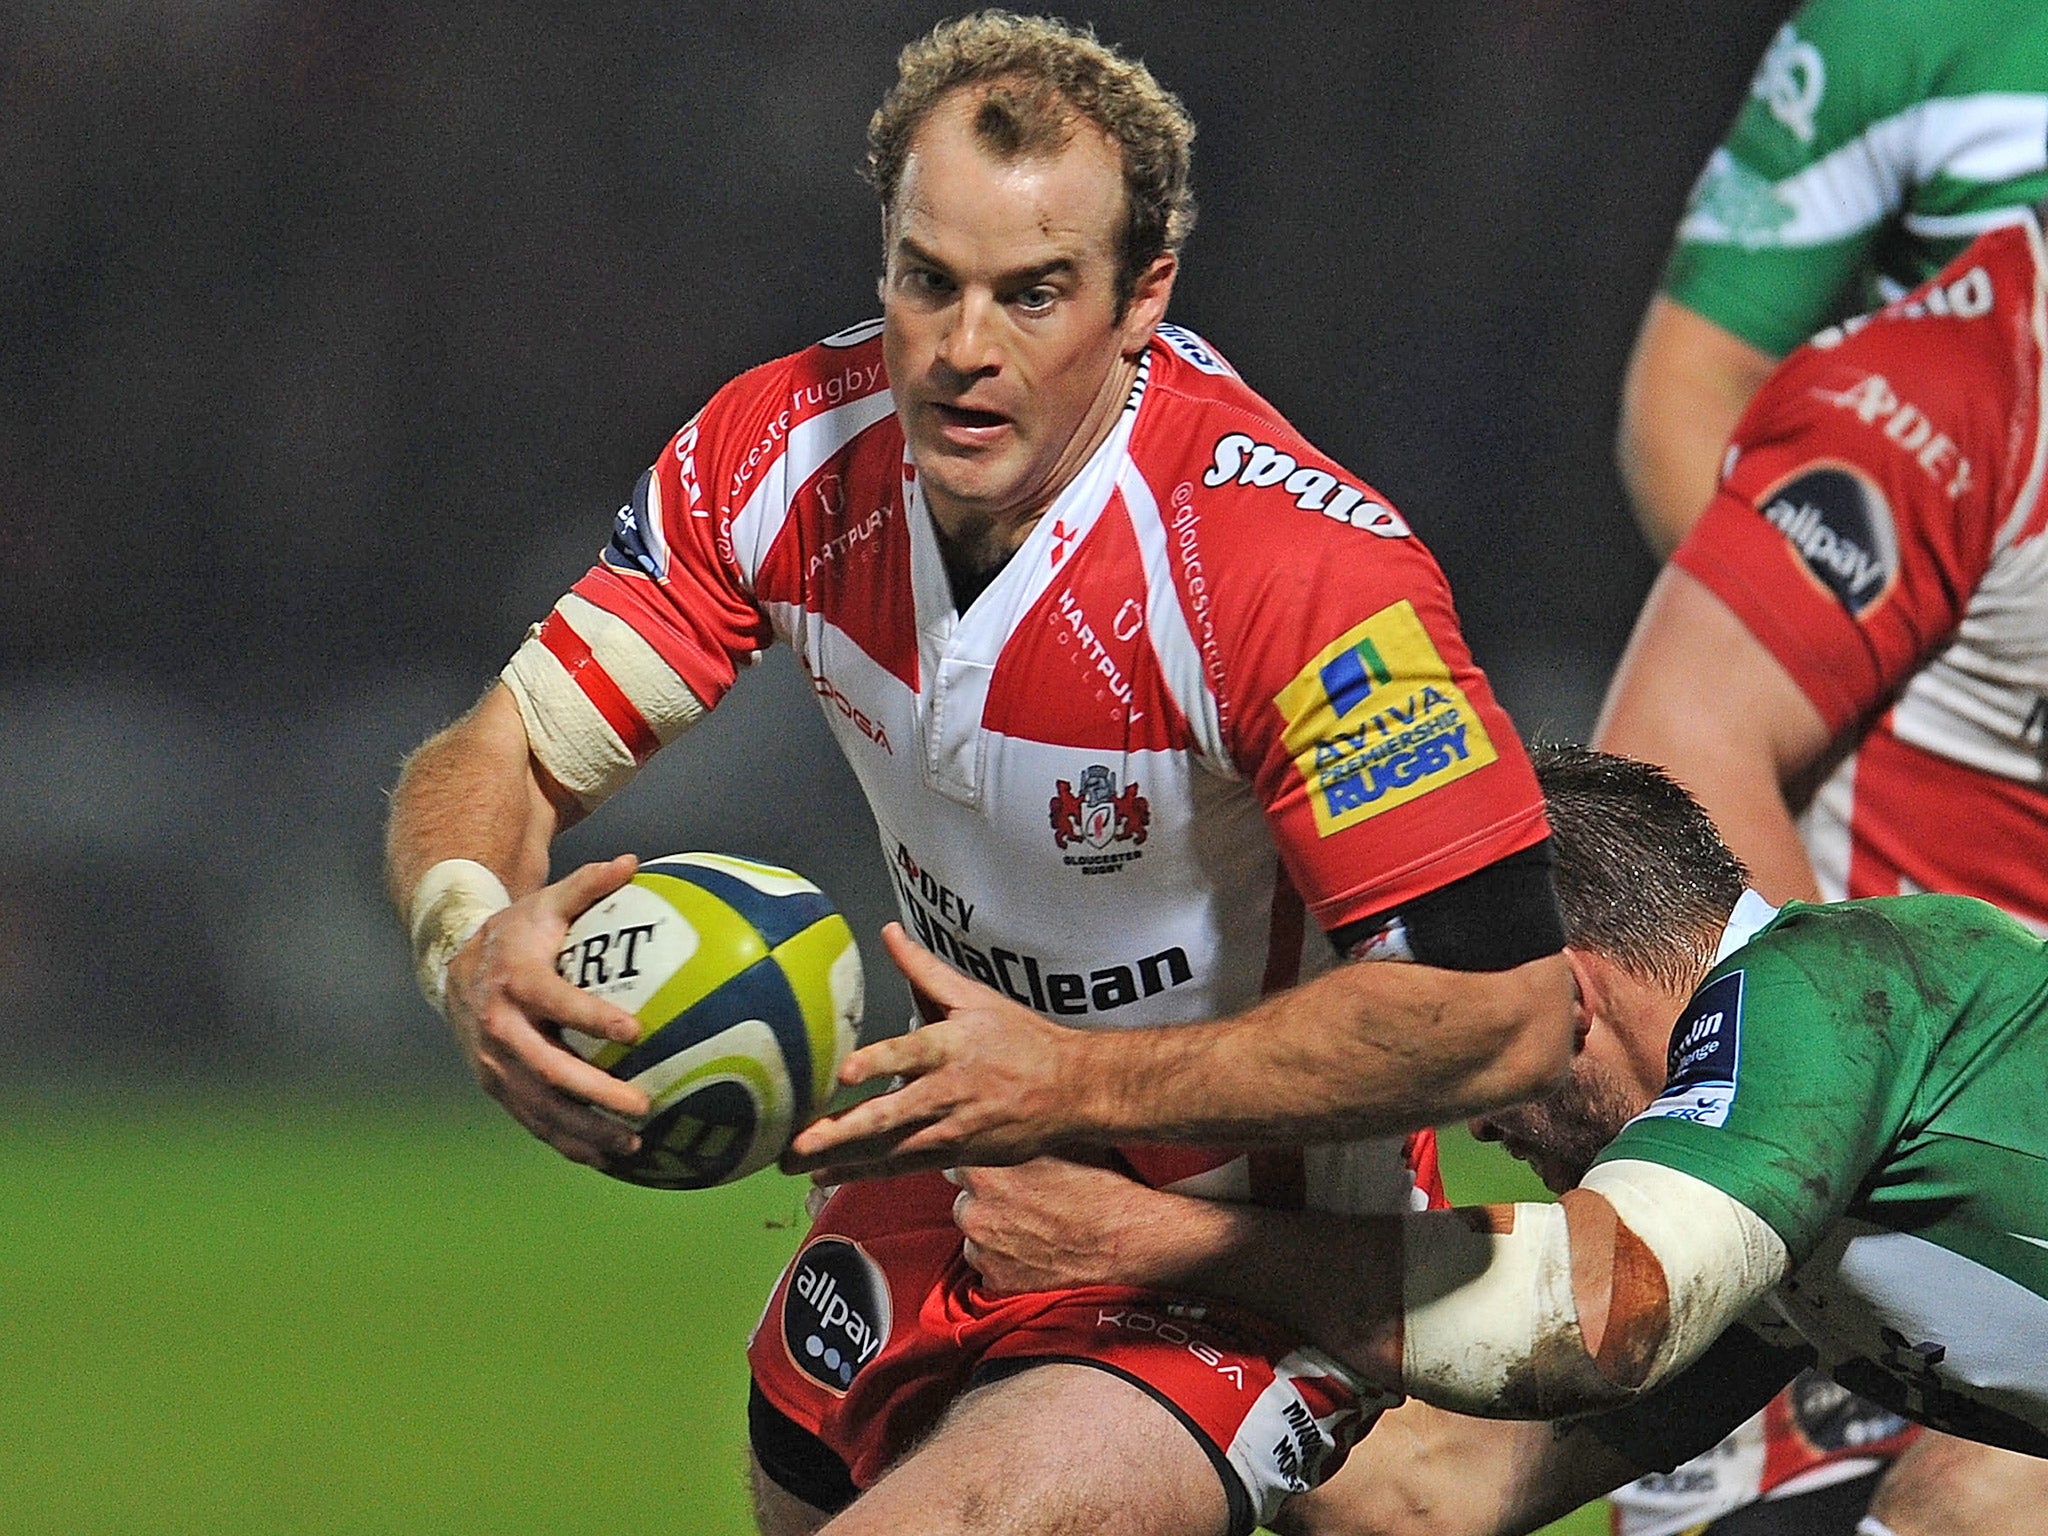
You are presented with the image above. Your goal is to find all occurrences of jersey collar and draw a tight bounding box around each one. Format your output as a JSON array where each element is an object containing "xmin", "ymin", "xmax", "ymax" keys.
[{"xmin": 1712, "ymin": 888, "xmax": 1782, "ymax": 965}]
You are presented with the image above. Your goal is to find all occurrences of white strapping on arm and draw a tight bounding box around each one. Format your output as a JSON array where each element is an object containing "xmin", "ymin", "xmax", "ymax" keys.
[
  {"xmin": 1578, "ymin": 1159, "xmax": 1788, "ymax": 1388},
  {"xmin": 407, "ymin": 858, "xmax": 512, "ymax": 1014},
  {"xmin": 1400, "ymin": 1162, "xmax": 1788, "ymax": 1417},
  {"xmin": 1402, "ymin": 1201, "xmax": 1583, "ymax": 1417},
  {"xmin": 501, "ymin": 592, "xmax": 705, "ymax": 810}
]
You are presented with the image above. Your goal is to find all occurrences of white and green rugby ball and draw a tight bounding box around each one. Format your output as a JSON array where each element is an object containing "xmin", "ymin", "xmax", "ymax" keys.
[{"xmin": 556, "ymin": 853, "xmax": 863, "ymax": 1189}]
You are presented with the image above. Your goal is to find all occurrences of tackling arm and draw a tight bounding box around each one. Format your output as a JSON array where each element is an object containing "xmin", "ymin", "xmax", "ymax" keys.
[
  {"xmin": 1594, "ymin": 564, "xmax": 1833, "ymax": 903},
  {"xmin": 1616, "ymin": 296, "xmax": 1779, "ymax": 560},
  {"xmin": 952, "ymin": 1157, "xmax": 1787, "ymax": 1419}
]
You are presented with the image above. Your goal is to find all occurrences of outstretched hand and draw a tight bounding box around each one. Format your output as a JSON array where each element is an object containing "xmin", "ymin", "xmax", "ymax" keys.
[
  {"xmin": 443, "ymin": 854, "xmax": 652, "ymax": 1169},
  {"xmin": 782, "ymin": 923, "xmax": 1103, "ymax": 1178}
]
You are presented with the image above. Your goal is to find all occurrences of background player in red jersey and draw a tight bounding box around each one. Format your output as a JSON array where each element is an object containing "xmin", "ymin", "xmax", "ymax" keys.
[
  {"xmin": 1594, "ymin": 213, "xmax": 2048, "ymax": 1536},
  {"xmin": 386, "ymin": 15, "xmax": 1579, "ymax": 1536}
]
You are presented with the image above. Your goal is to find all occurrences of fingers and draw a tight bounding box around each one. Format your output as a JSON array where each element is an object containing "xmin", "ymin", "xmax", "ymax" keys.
[
  {"xmin": 475, "ymin": 1038, "xmax": 643, "ymax": 1166},
  {"xmin": 520, "ymin": 963, "xmax": 643, "ymax": 1047},
  {"xmin": 790, "ymin": 1149, "xmax": 960, "ymax": 1183},
  {"xmin": 882, "ymin": 922, "xmax": 997, "ymax": 1013},
  {"xmin": 542, "ymin": 852, "xmax": 640, "ymax": 921},
  {"xmin": 470, "ymin": 996, "xmax": 651, "ymax": 1120},
  {"xmin": 787, "ymin": 1070, "xmax": 944, "ymax": 1161},
  {"xmin": 504, "ymin": 1082, "xmax": 638, "ymax": 1170},
  {"xmin": 442, "ymin": 857, "xmax": 660, "ymax": 1170},
  {"xmin": 835, "ymin": 1029, "xmax": 940, "ymax": 1087}
]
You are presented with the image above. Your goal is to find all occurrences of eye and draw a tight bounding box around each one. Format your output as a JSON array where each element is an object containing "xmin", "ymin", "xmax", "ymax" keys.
[
  {"xmin": 902, "ymin": 265, "xmax": 953, "ymax": 298},
  {"xmin": 1013, "ymin": 285, "xmax": 1057, "ymax": 314}
]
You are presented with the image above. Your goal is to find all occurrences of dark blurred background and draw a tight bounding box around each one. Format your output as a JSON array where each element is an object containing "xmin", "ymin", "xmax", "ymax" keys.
[{"xmin": 0, "ymin": 1, "xmax": 1790, "ymax": 1091}]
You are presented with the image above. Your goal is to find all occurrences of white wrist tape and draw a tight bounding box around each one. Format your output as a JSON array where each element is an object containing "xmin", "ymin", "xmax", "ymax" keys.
[
  {"xmin": 1578, "ymin": 1159, "xmax": 1788, "ymax": 1390},
  {"xmin": 1402, "ymin": 1202, "xmax": 1581, "ymax": 1417},
  {"xmin": 408, "ymin": 859, "xmax": 512, "ymax": 1014},
  {"xmin": 1855, "ymin": 1520, "xmax": 1901, "ymax": 1536}
]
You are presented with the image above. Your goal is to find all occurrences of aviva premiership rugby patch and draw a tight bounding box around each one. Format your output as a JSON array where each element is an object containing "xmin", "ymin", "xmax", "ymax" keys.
[
  {"xmin": 1637, "ymin": 970, "xmax": 1745, "ymax": 1129},
  {"xmin": 1273, "ymin": 600, "xmax": 1497, "ymax": 836}
]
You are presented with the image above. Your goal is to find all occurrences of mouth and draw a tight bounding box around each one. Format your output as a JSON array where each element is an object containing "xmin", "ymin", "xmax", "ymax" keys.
[{"xmin": 926, "ymin": 400, "xmax": 1013, "ymax": 444}]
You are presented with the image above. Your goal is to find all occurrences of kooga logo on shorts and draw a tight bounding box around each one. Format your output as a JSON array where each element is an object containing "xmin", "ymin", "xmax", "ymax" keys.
[
  {"xmin": 782, "ymin": 1236, "xmax": 891, "ymax": 1395},
  {"xmin": 1757, "ymin": 465, "xmax": 1897, "ymax": 616}
]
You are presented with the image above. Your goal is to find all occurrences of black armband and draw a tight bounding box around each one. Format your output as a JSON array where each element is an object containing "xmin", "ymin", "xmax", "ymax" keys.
[{"xmin": 1328, "ymin": 839, "xmax": 1564, "ymax": 972}]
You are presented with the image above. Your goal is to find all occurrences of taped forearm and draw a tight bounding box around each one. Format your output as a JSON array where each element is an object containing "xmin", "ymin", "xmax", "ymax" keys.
[
  {"xmin": 1401, "ymin": 1202, "xmax": 1622, "ymax": 1418},
  {"xmin": 1400, "ymin": 1171, "xmax": 1785, "ymax": 1425},
  {"xmin": 1399, "ymin": 1165, "xmax": 1786, "ymax": 1420},
  {"xmin": 1578, "ymin": 1160, "xmax": 1787, "ymax": 1388},
  {"xmin": 502, "ymin": 592, "xmax": 705, "ymax": 810}
]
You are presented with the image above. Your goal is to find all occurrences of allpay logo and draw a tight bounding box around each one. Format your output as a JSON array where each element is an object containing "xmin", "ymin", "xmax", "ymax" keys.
[{"xmin": 783, "ymin": 1237, "xmax": 891, "ymax": 1395}]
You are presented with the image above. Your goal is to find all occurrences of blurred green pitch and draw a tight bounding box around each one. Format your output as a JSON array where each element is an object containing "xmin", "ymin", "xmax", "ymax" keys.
[{"xmin": 0, "ymin": 1100, "xmax": 1600, "ymax": 1534}]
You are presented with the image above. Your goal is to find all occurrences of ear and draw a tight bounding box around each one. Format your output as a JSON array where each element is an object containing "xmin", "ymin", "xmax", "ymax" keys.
[
  {"xmin": 1118, "ymin": 251, "xmax": 1178, "ymax": 357},
  {"xmin": 1561, "ymin": 947, "xmax": 1605, "ymax": 1054}
]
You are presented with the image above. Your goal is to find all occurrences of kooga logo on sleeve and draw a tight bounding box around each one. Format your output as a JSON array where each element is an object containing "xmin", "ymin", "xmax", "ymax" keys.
[{"xmin": 1756, "ymin": 464, "xmax": 1897, "ymax": 616}]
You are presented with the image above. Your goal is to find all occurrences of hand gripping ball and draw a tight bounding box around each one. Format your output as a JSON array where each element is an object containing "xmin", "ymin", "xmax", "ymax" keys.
[{"xmin": 557, "ymin": 854, "xmax": 863, "ymax": 1188}]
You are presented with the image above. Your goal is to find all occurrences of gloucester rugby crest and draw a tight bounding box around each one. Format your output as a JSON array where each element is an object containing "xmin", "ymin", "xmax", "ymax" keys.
[{"xmin": 1050, "ymin": 765, "xmax": 1149, "ymax": 875}]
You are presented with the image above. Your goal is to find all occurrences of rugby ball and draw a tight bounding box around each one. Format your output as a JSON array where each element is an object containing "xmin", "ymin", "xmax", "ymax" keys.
[{"xmin": 557, "ymin": 853, "xmax": 863, "ymax": 1189}]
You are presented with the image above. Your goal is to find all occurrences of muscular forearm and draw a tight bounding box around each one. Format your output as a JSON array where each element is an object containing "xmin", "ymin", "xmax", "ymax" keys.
[
  {"xmin": 385, "ymin": 683, "xmax": 569, "ymax": 911},
  {"xmin": 788, "ymin": 936, "xmax": 1574, "ymax": 1177},
  {"xmin": 1075, "ymin": 950, "xmax": 1577, "ymax": 1146}
]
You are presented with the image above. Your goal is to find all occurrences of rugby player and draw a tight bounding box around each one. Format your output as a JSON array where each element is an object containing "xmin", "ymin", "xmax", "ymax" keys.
[
  {"xmin": 386, "ymin": 15, "xmax": 1579, "ymax": 1534},
  {"xmin": 940, "ymin": 746, "xmax": 2048, "ymax": 1535}
]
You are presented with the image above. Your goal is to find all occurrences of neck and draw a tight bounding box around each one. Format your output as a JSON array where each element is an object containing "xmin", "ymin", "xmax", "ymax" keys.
[{"xmin": 1629, "ymin": 978, "xmax": 1708, "ymax": 1100}]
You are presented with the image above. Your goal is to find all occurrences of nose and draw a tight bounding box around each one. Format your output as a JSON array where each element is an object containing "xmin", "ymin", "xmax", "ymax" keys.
[
  {"xmin": 936, "ymin": 290, "xmax": 1001, "ymax": 378},
  {"xmin": 1467, "ymin": 1117, "xmax": 1502, "ymax": 1143}
]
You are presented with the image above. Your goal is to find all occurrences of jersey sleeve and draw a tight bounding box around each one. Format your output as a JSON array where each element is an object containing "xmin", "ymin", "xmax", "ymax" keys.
[
  {"xmin": 1668, "ymin": 268, "xmax": 2013, "ymax": 736},
  {"xmin": 1661, "ymin": 0, "xmax": 1923, "ymax": 355},
  {"xmin": 1589, "ymin": 905, "xmax": 1922, "ymax": 1266},
  {"xmin": 498, "ymin": 354, "xmax": 816, "ymax": 805},
  {"xmin": 567, "ymin": 358, "xmax": 814, "ymax": 709},
  {"xmin": 1182, "ymin": 440, "xmax": 1551, "ymax": 937}
]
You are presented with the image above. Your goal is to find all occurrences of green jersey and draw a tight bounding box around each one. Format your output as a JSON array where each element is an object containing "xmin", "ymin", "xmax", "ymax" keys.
[
  {"xmin": 1664, "ymin": 0, "xmax": 2048, "ymax": 356},
  {"xmin": 1590, "ymin": 894, "xmax": 2048, "ymax": 1456}
]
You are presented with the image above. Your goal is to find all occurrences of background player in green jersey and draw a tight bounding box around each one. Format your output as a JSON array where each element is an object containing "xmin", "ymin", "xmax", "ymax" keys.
[
  {"xmin": 1617, "ymin": 0, "xmax": 2048, "ymax": 558},
  {"xmin": 924, "ymin": 746, "xmax": 2048, "ymax": 1535}
]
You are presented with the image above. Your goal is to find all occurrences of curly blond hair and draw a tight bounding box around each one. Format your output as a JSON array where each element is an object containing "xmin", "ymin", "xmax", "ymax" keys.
[{"xmin": 866, "ymin": 11, "xmax": 1197, "ymax": 311}]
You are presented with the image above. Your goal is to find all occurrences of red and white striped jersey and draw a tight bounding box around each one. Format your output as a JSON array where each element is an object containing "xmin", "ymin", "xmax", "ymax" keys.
[
  {"xmin": 505, "ymin": 319, "xmax": 1547, "ymax": 1212},
  {"xmin": 1676, "ymin": 219, "xmax": 2048, "ymax": 933}
]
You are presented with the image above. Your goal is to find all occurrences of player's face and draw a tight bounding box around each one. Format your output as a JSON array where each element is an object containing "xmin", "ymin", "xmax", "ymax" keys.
[
  {"xmin": 882, "ymin": 92, "xmax": 1174, "ymax": 539},
  {"xmin": 1470, "ymin": 1048, "xmax": 1643, "ymax": 1195}
]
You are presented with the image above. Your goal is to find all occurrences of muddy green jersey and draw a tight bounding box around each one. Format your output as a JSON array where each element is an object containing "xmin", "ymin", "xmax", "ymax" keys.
[
  {"xmin": 1664, "ymin": 0, "xmax": 2048, "ymax": 356},
  {"xmin": 1593, "ymin": 895, "xmax": 2048, "ymax": 1455}
]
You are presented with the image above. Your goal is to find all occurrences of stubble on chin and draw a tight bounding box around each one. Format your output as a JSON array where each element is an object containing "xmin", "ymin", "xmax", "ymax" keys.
[{"xmin": 1483, "ymin": 1060, "xmax": 1642, "ymax": 1194}]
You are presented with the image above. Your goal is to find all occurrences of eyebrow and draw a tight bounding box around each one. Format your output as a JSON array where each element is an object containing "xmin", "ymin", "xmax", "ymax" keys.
[{"xmin": 895, "ymin": 236, "xmax": 1080, "ymax": 288}]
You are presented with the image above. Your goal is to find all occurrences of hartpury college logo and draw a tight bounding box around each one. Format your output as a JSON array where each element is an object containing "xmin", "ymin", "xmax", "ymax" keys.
[{"xmin": 1050, "ymin": 765, "xmax": 1150, "ymax": 852}]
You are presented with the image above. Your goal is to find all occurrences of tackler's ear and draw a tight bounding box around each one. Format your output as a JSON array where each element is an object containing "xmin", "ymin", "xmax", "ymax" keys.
[{"xmin": 1561, "ymin": 947, "xmax": 1603, "ymax": 1054}]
